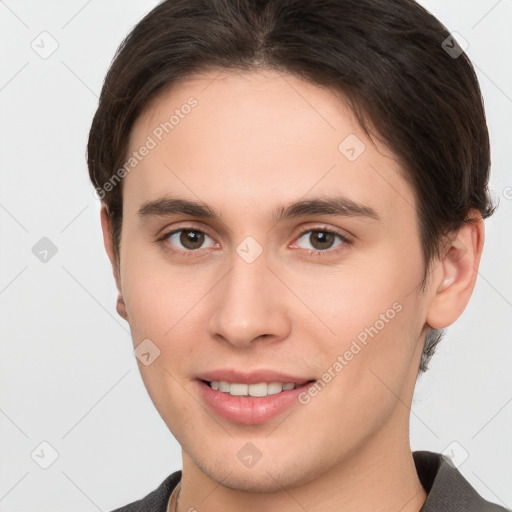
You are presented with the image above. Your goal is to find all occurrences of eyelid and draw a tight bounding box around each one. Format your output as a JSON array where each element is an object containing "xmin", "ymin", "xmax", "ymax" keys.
[{"xmin": 155, "ymin": 220, "xmax": 215, "ymax": 239}]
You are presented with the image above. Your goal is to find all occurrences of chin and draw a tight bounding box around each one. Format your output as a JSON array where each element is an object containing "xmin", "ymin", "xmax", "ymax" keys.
[{"xmin": 191, "ymin": 448, "xmax": 324, "ymax": 493}]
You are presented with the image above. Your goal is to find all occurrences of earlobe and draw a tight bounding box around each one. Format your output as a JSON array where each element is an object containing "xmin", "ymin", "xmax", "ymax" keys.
[
  {"xmin": 100, "ymin": 206, "xmax": 129, "ymax": 322},
  {"xmin": 426, "ymin": 212, "xmax": 485, "ymax": 330},
  {"xmin": 116, "ymin": 292, "xmax": 129, "ymax": 321}
]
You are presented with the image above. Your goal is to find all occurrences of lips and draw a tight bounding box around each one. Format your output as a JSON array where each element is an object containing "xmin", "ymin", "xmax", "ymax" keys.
[{"xmin": 194, "ymin": 368, "xmax": 317, "ymax": 424}]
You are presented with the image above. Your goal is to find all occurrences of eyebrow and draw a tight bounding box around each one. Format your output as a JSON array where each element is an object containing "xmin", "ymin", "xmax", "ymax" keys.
[
  {"xmin": 137, "ymin": 195, "xmax": 380, "ymax": 223},
  {"xmin": 272, "ymin": 196, "xmax": 379, "ymax": 223},
  {"xmin": 138, "ymin": 198, "xmax": 218, "ymax": 219}
]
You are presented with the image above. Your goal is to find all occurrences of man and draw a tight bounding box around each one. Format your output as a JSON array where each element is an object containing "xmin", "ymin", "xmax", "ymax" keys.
[{"xmin": 87, "ymin": 0, "xmax": 508, "ymax": 510}]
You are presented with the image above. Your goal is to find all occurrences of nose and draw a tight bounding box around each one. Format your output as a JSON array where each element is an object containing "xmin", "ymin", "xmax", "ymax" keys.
[{"xmin": 207, "ymin": 252, "xmax": 291, "ymax": 348}]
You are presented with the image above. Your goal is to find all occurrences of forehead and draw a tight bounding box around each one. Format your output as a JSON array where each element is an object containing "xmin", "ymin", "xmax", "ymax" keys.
[{"xmin": 124, "ymin": 69, "xmax": 415, "ymax": 223}]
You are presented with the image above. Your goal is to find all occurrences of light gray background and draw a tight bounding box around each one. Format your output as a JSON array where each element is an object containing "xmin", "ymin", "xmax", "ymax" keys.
[{"xmin": 1, "ymin": 1, "xmax": 511, "ymax": 511}]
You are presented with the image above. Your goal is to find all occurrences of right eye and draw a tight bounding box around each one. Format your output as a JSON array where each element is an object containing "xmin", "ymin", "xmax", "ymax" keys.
[{"xmin": 162, "ymin": 228, "xmax": 217, "ymax": 252}]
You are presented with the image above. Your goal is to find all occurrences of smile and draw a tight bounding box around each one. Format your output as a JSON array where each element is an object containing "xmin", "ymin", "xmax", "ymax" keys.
[{"xmin": 197, "ymin": 377, "xmax": 317, "ymax": 424}]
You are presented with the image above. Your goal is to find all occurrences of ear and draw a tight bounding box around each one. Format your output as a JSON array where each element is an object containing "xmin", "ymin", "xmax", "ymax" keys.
[
  {"xmin": 426, "ymin": 210, "xmax": 485, "ymax": 329},
  {"xmin": 100, "ymin": 206, "xmax": 129, "ymax": 321}
]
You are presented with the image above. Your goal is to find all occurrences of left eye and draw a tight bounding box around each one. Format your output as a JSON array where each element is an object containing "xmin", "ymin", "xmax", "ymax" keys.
[
  {"xmin": 166, "ymin": 229, "xmax": 216, "ymax": 250},
  {"xmin": 295, "ymin": 229, "xmax": 346, "ymax": 251}
]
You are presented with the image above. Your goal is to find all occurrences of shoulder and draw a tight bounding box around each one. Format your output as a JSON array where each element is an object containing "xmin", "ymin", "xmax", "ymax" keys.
[
  {"xmin": 109, "ymin": 470, "xmax": 181, "ymax": 512},
  {"xmin": 414, "ymin": 451, "xmax": 510, "ymax": 512}
]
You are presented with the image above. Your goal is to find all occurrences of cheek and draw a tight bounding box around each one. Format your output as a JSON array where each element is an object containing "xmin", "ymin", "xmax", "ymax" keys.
[
  {"xmin": 119, "ymin": 253, "xmax": 200, "ymax": 413},
  {"xmin": 289, "ymin": 247, "xmax": 419, "ymax": 338},
  {"xmin": 296, "ymin": 243, "xmax": 424, "ymax": 396},
  {"xmin": 119, "ymin": 240, "xmax": 204, "ymax": 339}
]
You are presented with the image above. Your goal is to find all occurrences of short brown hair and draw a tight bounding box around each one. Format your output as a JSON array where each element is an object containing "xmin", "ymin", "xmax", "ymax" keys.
[{"xmin": 87, "ymin": 0, "xmax": 495, "ymax": 371}]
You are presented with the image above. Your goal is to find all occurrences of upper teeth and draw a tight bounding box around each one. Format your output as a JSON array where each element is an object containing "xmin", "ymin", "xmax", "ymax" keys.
[{"xmin": 210, "ymin": 381, "xmax": 296, "ymax": 397}]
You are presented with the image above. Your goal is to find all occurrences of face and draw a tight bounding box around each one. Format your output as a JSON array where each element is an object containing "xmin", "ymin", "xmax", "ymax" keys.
[{"xmin": 115, "ymin": 69, "xmax": 434, "ymax": 492}]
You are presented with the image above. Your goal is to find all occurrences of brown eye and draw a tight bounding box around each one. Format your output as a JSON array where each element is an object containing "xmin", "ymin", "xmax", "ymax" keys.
[
  {"xmin": 180, "ymin": 230, "xmax": 204, "ymax": 249},
  {"xmin": 296, "ymin": 229, "xmax": 346, "ymax": 252},
  {"xmin": 165, "ymin": 229, "xmax": 214, "ymax": 251},
  {"xmin": 309, "ymin": 231, "xmax": 336, "ymax": 250}
]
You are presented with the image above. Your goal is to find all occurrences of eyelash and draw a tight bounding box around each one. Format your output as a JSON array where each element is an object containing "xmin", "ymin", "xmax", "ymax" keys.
[{"xmin": 157, "ymin": 226, "xmax": 351, "ymax": 258}]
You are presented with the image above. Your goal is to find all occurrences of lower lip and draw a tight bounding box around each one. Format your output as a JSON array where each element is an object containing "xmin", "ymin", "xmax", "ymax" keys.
[{"xmin": 196, "ymin": 380, "xmax": 313, "ymax": 425}]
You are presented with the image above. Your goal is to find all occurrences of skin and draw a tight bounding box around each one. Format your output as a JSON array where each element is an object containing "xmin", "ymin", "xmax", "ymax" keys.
[{"xmin": 101, "ymin": 69, "xmax": 484, "ymax": 512}]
